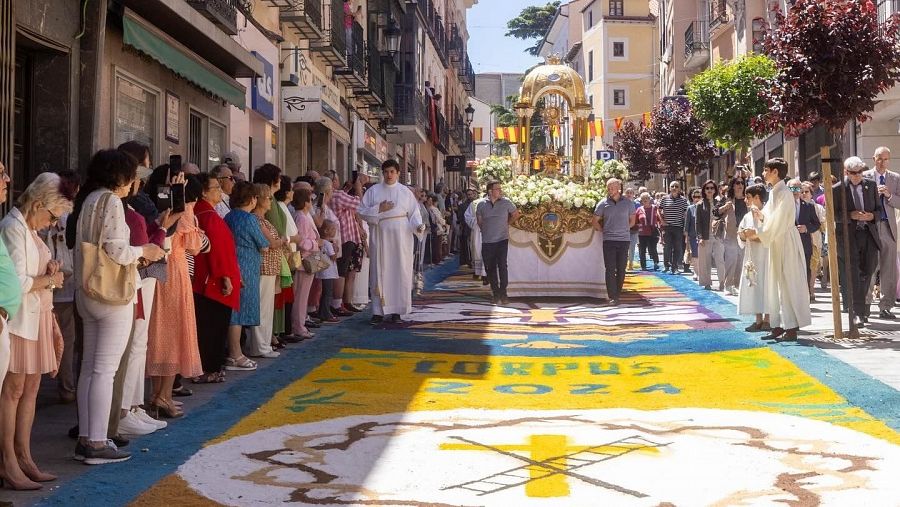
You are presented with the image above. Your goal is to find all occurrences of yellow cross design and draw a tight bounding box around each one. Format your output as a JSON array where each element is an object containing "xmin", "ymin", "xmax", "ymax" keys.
[{"xmin": 440, "ymin": 434, "xmax": 659, "ymax": 498}]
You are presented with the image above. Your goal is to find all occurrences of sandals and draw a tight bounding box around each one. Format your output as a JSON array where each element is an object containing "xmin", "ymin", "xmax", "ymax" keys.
[
  {"xmin": 192, "ymin": 372, "xmax": 226, "ymax": 384},
  {"xmin": 225, "ymin": 356, "xmax": 257, "ymax": 371},
  {"xmin": 172, "ymin": 385, "xmax": 193, "ymax": 397}
]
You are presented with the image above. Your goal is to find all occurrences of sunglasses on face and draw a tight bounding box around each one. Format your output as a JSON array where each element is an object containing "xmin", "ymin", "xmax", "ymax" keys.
[
  {"xmin": 788, "ymin": 186, "xmax": 802, "ymax": 192},
  {"xmin": 847, "ymin": 170, "xmax": 863, "ymax": 175}
]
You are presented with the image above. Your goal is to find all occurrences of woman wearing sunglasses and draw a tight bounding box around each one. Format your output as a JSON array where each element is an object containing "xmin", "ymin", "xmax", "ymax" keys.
[{"xmin": 696, "ymin": 179, "xmax": 727, "ymax": 290}]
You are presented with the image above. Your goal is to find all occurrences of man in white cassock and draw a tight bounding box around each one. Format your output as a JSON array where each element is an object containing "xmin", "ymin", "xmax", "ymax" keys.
[
  {"xmin": 464, "ymin": 192, "xmax": 487, "ymax": 279},
  {"xmin": 358, "ymin": 159, "xmax": 425, "ymax": 325},
  {"xmin": 754, "ymin": 157, "xmax": 811, "ymax": 341}
]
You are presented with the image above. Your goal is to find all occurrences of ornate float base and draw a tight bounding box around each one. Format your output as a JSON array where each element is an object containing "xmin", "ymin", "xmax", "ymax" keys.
[{"xmin": 507, "ymin": 226, "xmax": 607, "ymax": 299}]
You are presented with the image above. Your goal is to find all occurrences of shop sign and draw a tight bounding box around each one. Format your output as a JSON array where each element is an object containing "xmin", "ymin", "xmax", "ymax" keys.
[
  {"xmin": 282, "ymin": 86, "xmax": 322, "ymax": 123},
  {"xmin": 376, "ymin": 136, "xmax": 388, "ymax": 162},
  {"xmin": 363, "ymin": 125, "xmax": 377, "ymax": 155},
  {"xmin": 251, "ymin": 52, "xmax": 274, "ymax": 121}
]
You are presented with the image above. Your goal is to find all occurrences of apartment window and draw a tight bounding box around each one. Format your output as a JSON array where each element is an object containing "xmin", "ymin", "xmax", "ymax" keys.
[
  {"xmin": 613, "ymin": 42, "xmax": 624, "ymax": 57},
  {"xmin": 610, "ymin": 39, "xmax": 628, "ymax": 60},
  {"xmin": 588, "ymin": 10, "xmax": 593, "ymax": 27},
  {"xmin": 114, "ymin": 75, "xmax": 157, "ymax": 155},
  {"xmin": 588, "ymin": 50, "xmax": 594, "ymax": 81},
  {"xmin": 189, "ymin": 109, "xmax": 226, "ymax": 171},
  {"xmin": 613, "ymin": 89, "xmax": 626, "ymax": 106},
  {"xmin": 610, "ymin": 0, "xmax": 624, "ymax": 17}
]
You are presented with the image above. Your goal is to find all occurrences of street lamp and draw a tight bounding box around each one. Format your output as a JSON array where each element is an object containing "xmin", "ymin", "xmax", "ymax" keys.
[
  {"xmin": 464, "ymin": 103, "xmax": 475, "ymax": 126},
  {"xmin": 384, "ymin": 19, "xmax": 401, "ymax": 57}
]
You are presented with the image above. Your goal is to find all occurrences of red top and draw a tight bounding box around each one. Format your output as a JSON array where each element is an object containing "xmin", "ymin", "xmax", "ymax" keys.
[
  {"xmin": 192, "ymin": 199, "xmax": 242, "ymax": 310},
  {"xmin": 635, "ymin": 205, "xmax": 660, "ymax": 236}
]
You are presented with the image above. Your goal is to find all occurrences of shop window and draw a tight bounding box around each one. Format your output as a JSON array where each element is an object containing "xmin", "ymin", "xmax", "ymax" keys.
[{"xmin": 114, "ymin": 75, "xmax": 157, "ymax": 155}]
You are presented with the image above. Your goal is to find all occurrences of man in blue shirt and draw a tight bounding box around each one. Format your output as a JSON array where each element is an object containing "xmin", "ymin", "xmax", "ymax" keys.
[
  {"xmin": 594, "ymin": 178, "xmax": 637, "ymax": 305},
  {"xmin": 0, "ymin": 161, "xmax": 23, "ymax": 388}
]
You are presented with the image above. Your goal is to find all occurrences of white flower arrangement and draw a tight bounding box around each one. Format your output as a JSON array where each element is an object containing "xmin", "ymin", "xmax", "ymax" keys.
[{"xmin": 472, "ymin": 157, "xmax": 622, "ymax": 212}]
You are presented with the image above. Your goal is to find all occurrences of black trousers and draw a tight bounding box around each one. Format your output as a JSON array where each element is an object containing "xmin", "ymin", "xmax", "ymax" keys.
[
  {"xmin": 836, "ymin": 229, "xmax": 878, "ymax": 318},
  {"xmin": 603, "ymin": 240, "xmax": 631, "ymax": 301},
  {"xmin": 194, "ymin": 293, "xmax": 231, "ymax": 374},
  {"xmin": 482, "ymin": 239, "xmax": 509, "ymax": 298},
  {"xmin": 638, "ymin": 235, "xmax": 659, "ymax": 269},
  {"xmin": 459, "ymin": 228, "xmax": 471, "ymax": 266},
  {"xmin": 663, "ymin": 226, "xmax": 684, "ymax": 272},
  {"xmin": 318, "ymin": 278, "xmax": 334, "ymax": 319}
]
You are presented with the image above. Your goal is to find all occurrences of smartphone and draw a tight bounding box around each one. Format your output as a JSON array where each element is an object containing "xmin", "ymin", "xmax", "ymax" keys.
[
  {"xmin": 352, "ymin": 170, "xmax": 359, "ymax": 184},
  {"xmin": 171, "ymin": 183, "xmax": 186, "ymax": 213},
  {"xmin": 156, "ymin": 185, "xmax": 172, "ymax": 212},
  {"xmin": 169, "ymin": 154, "xmax": 182, "ymax": 172},
  {"xmin": 317, "ymin": 192, "xmax": 324, "ymax": 208}
]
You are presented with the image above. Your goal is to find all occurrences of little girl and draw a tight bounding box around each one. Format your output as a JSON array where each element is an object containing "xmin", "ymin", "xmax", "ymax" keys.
[
  {"xmin": 738, "ymin": 184, "xmax": 771, "ymax": 332},
  {"xmin": 316, "ymin": 220, "xmax": 340, "ymax": 323}
]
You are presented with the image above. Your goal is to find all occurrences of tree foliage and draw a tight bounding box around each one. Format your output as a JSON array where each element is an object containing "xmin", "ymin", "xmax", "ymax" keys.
[
  {"xmin": 755, "ymin": 0, "xmax": 900, "ymax": 137},
  {"xmin": 612, "ymin": 121, "xmax": 658, "ymax": 182},
  {"xmin": 687, "ymin": 54, "xmax": 776, "ymax": 151},
  {"xmin": 506, "ymin": 1, "xmax": 561, "ymax": 56},
  {"xmin": 650, "ymin": 98, "xmax": 715, "ymax": 176}
]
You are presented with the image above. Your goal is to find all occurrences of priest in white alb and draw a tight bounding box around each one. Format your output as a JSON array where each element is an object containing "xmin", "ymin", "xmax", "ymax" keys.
[
  {"xmin": 464, "ymin": 192, "xmax": 487, "ymax": 279},
  {"xmin": 754, "ymin": 157, "xmax": 811, "ymax": 341},
  {"xmin": 358, "ymin": 159, "xmax": 425, "ymax": 325}
]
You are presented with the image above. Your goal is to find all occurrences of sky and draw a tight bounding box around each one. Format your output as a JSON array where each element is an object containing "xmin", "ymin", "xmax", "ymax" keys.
[{"xmin": 467, "ymin": 0, "xmax": 545, "ymax": 74}]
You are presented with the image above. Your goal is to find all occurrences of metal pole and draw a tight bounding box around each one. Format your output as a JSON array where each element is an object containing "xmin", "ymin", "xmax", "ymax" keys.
[{"xmin": 820, "ymin": 147, "xmax": 846, "ymax": 339}]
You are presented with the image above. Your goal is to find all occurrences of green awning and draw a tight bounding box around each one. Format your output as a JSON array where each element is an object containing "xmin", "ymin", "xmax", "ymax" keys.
[{"xmin": 122, "ymin": 16, "xmax": 246, "ymax": 110}]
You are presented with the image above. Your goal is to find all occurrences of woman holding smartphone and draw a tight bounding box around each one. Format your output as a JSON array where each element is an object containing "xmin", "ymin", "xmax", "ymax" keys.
[{"xmin": 145, "ymin": 176, "xmax": 204, "ymax": 419}]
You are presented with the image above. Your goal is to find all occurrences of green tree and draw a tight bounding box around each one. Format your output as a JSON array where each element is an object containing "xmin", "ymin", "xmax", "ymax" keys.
[
  {"xmin": 687, "ymin": 54, "xmax": 776, "ymax": 154},
  {"xmin": 506, "ymin": 1, "xmax": 561, "ymax": 56}
]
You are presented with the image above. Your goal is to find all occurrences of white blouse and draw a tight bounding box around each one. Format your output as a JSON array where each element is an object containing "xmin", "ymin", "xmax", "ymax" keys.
[
  {"xmin": 0, "ymin": 208, "xmax": 41, "ymax": 340},
  {"xmin": 74, "ymin": 189, "xmax": 143, "ymax": 304}
]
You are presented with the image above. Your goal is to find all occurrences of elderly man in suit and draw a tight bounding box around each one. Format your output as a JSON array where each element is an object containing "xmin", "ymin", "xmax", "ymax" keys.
[
  {"xmin": 834, "ymin": 156, "xmax": 882, "ymax": 326},
  {"xmin": 788, "ymin": 178, "xmax": 821, "ymax": 292},
  {"xmin": 863, "ymin": 146, "xmax": 900, "ymax": 319}
]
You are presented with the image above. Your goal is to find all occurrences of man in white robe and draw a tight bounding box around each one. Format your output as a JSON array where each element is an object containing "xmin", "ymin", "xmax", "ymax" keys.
[
  {"xmin": 755, "ymin": 157, "xmax": 812, "ymax": 340},
  {"xmin": 358, "ymin": 160, "xmax": 425, "ymax": 324},
  {"xmin": 464, "ymin": 194, "xmax": 487, "ymax": 278}
]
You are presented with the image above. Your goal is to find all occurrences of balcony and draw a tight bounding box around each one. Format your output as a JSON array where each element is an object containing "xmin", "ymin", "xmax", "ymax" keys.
[
  {"xmin": 683, "ymin": 21, "xmax": 710, "ymax": 70},
  {"xmin": 413, "ymin": 0, "xmax": 449, "ymax": 67},
  {"xmin": 186, "ymin": 0, "xmax": 238, "ymax": 35},
  {"xmin": 388, "ymin": 84, "xmax": 429, "ymax": 144},
  {"xmin": 708, "ymin": 0, "xmax": 729, "ymax": 31},
  {"xmin": 435, "ymin": 110, "xmax": 450, "ymax": 154},
  {"xmin": 450, "ymin": 109, "xmax": 465, "ymax": 146},
  {"xmin": 311, "ymin": 0, "xmax": 347, "ymax": 66},
  {"xmin": 457, "ymin": 54, "xmax": 475, "ymax": 93},
  {"xmin": 448, "ymin": 23, "xmax": 464, "ymax": 65},
  {"xmin": 259, "ymin": 0, "xmax": 324, "ymax": 39},
  {"xmin": 354, "ymin": 30, "xmax": 388, "ymax": 113},
  {"xmin": 334, "ymin": 21, "xmax": 367, "ymax": 88}
]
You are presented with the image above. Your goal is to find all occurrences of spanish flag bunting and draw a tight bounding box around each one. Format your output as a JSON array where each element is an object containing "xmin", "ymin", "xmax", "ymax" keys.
[
  {"xmin": 586, "ymin": 119, "xmax": 605, "ymax": 138},
  {"xmin": 472, "ymin": 127, "xmax": 483, "ymax": 142},
  {"xmin": 642, "ymin": 112, "xmax": 652, "ymax": 128},
  {"xmin": 532, "ymin": 158, "xmax": 541, "ymax": 170},
  {"xmin": 505, "ymin": 127, "xmax": 519, "ymax": 144},
  {"xmin": 494, "ymin": 127, "xmax": 506, "ymax": 141},
  {"xmin": 614, "ymin": 117, "xmax": 625, "ymax": 132}
]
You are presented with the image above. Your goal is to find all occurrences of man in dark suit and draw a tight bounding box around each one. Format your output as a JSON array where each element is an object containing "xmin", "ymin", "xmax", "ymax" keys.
[
  {"xmin": 833, "ymin": 157, "xmax": 882, "ymax": 325},
  {"xmin": 789, "ymin": 178, "xmax": 821, "ymax": 288}
]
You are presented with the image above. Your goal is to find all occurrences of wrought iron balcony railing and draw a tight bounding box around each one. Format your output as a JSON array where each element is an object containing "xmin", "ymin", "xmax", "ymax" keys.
[
  {"xmin": 394, "ymin": 84, "xmax": 428, "ymax": 126},
  {"xmin": 311, "ymin": 0, "xmax": 347, "ymax": 66},
  {"xmin": 278, "ymin": 0, "xmax": 323, "ymax": 39},
  {"xmin": 684, "ymin": 20, "xmax": 710, "ymax": 69},
  {"xmin": 435, "ymin": 110, "xmax": 449, "ymax": 154},
  {"xmin": 187, "ymin": 0, "xmax": 238, "ymax": 35}
]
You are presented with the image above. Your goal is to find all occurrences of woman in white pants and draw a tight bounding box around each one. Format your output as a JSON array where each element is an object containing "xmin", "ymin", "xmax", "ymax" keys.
[
  {"xmin": 249, "ymin": 184, "xmax": 288, "ymax": 358},
  {"xmin": 69, "ymin": 150, "xmax": 165, "ymax": 465}
]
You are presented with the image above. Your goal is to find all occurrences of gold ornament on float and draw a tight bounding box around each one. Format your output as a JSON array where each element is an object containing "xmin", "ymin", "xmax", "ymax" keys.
[{"xmin": 511, "ymin": 201, "xmax": 595, "ymax": 262}]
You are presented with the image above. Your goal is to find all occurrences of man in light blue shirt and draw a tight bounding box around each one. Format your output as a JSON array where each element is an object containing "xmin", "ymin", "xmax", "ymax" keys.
[
  {"xmin": 0, "ymin": 162, "xmax": 23, "ymax": 387},
  {"xmin": 594, "ymin": 178, "xmax": 636, "ymax": 305}
]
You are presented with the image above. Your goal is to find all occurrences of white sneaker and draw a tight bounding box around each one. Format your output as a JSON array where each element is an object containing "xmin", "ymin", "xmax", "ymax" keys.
[
  {"xmin": 118, "ymin": 410, "xmax": 157, "ymax": 437},
  {"xmin": 134, "ymin": 407, "xmax": 167, "ymax": 430},
  {"xmin": 260, "ymin": 351, "xmax": 280, "ymax": 358},
  {"xmin": 727, "ymin": 286, "xmax": 739, "ymax": 296}
]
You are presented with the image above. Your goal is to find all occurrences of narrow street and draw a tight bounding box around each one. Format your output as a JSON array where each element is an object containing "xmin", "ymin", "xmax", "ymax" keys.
[{"xmin": 17, "ymin": 260, "xmax": 900, "ymax": 506}]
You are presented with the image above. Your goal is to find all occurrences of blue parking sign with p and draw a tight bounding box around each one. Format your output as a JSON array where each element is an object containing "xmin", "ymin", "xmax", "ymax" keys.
[{"xmin": 596, "ymin": 150, "xmax": 616, "ymax": 161}]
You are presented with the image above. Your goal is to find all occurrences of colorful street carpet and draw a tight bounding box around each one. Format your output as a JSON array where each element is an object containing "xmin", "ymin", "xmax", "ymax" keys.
[{"xmin": 37, "ymin": 260, "xmax": 900, "ymax": 506}]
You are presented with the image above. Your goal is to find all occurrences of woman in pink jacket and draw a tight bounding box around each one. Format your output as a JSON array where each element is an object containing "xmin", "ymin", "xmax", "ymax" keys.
[{"xmin": 291, "ymin": 188, "xmax": 323, "ymax": 339}]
